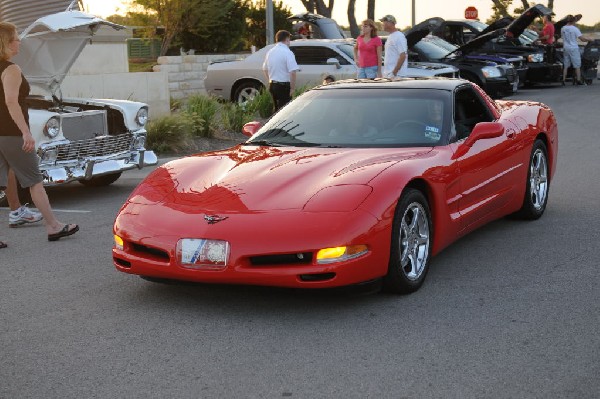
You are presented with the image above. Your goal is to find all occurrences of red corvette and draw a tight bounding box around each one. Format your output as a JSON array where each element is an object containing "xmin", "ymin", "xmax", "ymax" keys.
[{"xmin": 113, "ymin": 78, "xmax": 557, "ymax": 294}]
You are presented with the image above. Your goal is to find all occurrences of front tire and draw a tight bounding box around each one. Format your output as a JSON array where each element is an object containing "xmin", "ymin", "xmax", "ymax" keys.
[
  {"xmin": 383, "ymin": 189, "xmax": 433, "ymax": 294},
  {"xmin": 78, "ymin": 172, "xmax": 122, "ymax": 187},
  {"xmin": 516, "ymin": 139, "xmax": 549, "ymax": 219},
  {"xmin": 233, "ymin": 81, "xmax": 263, "ymax": 105}
]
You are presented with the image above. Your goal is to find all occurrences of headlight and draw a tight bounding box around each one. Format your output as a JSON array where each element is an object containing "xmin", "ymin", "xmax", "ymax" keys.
[
  {"xmin": 482, "ymin": 66, "xmax": 502, "ymax": 78},
  {"xmin": 316, "ymin": 245, "xmax": 369, "ymax": 264},
  {"xmin": 527, "ymin": 53, "xmax": 544, "ymax": 63},
  {"xmin": 39, "ymin": 147, "xmax": 58, "ymax": 164},
  {"xmin": 43, "ymin": 117, "xmax": 60, "ymax": 138},
  {"xmin": 114, "ymin": 235, "xmax": 124, "ymax": 250},
  {"xmin": 135, "ymin": 107, "xmax": 149, "ymax": 126}
]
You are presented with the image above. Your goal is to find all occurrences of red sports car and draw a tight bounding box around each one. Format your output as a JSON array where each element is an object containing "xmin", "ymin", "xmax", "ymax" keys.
[{"xmin": 113, "ymin": 78, "xmax": 557, "ymax": 294}]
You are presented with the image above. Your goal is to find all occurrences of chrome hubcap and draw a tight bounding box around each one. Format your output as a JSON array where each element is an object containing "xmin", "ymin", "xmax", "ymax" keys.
[
  {"xmin": 399, "ymin": 202, "xmax": 430, "ymax": 281},
  {"xmin": 238, "ymin": 87, "xmax": 259, "ymax": 105},
  {"xmin": 529, "ymin": 149, "xmax": 548, "ymax": 210}
]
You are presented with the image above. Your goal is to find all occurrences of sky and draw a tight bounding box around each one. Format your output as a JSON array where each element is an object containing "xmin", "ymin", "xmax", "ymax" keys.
[{"xmin": 84, "ymin": 0, "xmax": 600, "ymax": 27}]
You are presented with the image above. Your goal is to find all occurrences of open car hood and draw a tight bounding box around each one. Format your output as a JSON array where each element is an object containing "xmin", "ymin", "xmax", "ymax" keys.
[
  {"xmin": 405, "ymin": 18, "xmax": 444, "ymax": 49},
  {"xmin": 13, "ymin": 10, "xmax": 124, "ymax": 93},
  {"xmin": 506, "ymin": 4, "xmax": 552, "ymax": 38},
  {"xmin": 553, "ymin": 14, "xmax": 581, "ymax": 38},
  {"xmin": 477, "ymin": 16, "xmax": 514, "ymax": 36},
  {"xmin": 450, "ymin": 28, "xmax": 507, "ymax": 55}
]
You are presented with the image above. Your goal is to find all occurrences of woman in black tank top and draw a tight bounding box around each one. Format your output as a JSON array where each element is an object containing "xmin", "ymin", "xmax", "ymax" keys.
[{"xmin": 0, "ymin": 22, "xmax": 79, "ymax": 247}]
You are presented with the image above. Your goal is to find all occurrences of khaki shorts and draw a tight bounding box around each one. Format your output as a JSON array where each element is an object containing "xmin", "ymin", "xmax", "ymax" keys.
[{"xmin": 0, "ymin": 136, "xmax": 44, "ymax": 190}]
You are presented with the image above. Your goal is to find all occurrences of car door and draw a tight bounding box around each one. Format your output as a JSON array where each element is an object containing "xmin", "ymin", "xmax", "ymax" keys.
[
  {"xmin": 450, "ymin": 85, "xmax": 518, "ymax": 231},
  {"xmin": 290, "ymin": 45, "xmax": 357, "ymax": 87}
]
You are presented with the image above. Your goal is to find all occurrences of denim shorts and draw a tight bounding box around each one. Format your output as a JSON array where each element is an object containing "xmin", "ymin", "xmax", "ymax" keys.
[
  {"xmin": 563, "ymin": 47, "xmax": 582, "ymax": 69},
  {"xmin": 358, "ymin": 66, "xmax": 379, "ymax": 79}
]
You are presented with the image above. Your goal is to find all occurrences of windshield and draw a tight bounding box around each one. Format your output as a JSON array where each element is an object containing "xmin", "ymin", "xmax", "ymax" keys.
[
  {"xmin": 414, "ymin": 38, "xmax": 452, "ymax": 60},
  {"xmin": 337, "ymin": 43, "xmax": 355, "ymax": 60},
  {"xmin": 466, "ymin": 20, "xmax": 489, "ymax": 31},
  {"xmin": 426, "ymin": 36, "xmax": 458, "ymax": 52},
  {"xmin": 246, "ymin": 88, "xmax": 451, "ymax": 148}
]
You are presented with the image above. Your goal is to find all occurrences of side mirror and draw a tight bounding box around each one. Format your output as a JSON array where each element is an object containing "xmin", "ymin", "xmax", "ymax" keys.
[
  {"xmin": 453, "ymin": 122, "xmax": 504, "ymax": 159},
  {"xmin": 326, "ymin": 57, "xmax": 341, "ymax": 69},
  {"xmin": 242, "ymin": 121, "xmax": 263, "ymax": 137},
  {"xmin": 464, "ymin": 122, "xmax": 504, "ymax": 147}
]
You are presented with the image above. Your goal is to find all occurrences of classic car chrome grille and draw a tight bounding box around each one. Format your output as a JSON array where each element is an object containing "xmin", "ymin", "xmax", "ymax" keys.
[
  {"xmin": 60, "ymin": 110, "xmax": 108, "ymax": 142},
  {"xmin": 55, "ymin": 133, "xmax": 133, "ymax": 161}
]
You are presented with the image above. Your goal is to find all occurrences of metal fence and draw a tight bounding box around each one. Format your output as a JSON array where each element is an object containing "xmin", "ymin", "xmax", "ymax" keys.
[{"xmin": 127, "ymin": 38, "xmax": 162, "ymax": 59}]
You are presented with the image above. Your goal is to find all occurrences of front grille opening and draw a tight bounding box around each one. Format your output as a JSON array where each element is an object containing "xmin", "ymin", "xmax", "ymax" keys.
[
  {"xmin": 131, "ymin": 243, "xmax": 170, "ymax": 262},
  {"xmin": 299, "ymin": 273, "xmax": 336, "ymax": 282},
  {"xmin": 114, "ymin": 257, "xmax": 131, "ymax": 268},
  {"xmin": 249, "ymin": 252, "xmax": 313, "ymax": 266}
]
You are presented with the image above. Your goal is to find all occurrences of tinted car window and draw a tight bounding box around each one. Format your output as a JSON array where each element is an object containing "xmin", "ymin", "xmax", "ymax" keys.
[
  {"xmin": 414, "ymin": 39, "xmax": 451, "ymax": 61},
  {"xmin": 247, "ymin": 88, "xmax": 451, "ymax": 148},
  {"xmin": 291, "ymin": 46, "xmax": 350, "ymax": 65},
  {"xmin": 454, "ymin": 86, "xmax": 494, "ymax": 141}
]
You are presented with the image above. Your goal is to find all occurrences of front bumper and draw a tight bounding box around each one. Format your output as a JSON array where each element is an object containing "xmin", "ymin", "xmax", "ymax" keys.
[{"xmin": 525, "ymin": 62, "xmax": 563, "ymax": 83}]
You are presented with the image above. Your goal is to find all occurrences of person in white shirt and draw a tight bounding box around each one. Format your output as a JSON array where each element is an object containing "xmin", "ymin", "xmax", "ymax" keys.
[
  {"xmin": 561, "ymin": 14, "xmax": 591, "ymax": 85},
  {"xmin": 262, "ymin": 30, "xmax": 300, "ymax": 112},
  {"xmin": 379, "ymin": 15, "xmax": 408, "ymax": 78}
]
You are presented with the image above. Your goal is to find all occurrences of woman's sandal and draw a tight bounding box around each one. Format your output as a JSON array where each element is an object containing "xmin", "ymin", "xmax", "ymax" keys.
[
  {"xmin": 0, "ymin": 241, "xmax": 7, "ymax": 249},
  {"xmin": 48, "ymin": 224, "xmax": 79, "ymax": 242}
]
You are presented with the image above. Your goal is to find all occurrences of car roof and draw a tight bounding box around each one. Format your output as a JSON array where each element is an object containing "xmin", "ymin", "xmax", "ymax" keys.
[{"xmin": 316, "ymin": 77, "xmax": 468, "ymax": 91}]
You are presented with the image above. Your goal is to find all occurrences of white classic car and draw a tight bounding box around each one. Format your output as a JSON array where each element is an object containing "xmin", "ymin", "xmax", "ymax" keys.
[
  {"xmin": 204, "ymin": 39, "xmax": 460, "ymax": 104},
  {"xmin": 12, "ymin": 10, "xmax": 157, "ymax": 188}
]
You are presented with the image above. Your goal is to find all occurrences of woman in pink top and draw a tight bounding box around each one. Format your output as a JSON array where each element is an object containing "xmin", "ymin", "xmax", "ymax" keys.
[{"xmin": 353, "ymin": 19, "xmax": 382, "ymax": 79}]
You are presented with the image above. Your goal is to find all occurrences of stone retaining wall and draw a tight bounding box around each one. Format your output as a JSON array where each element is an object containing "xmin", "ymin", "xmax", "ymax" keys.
[{"xmin": 153, "ymin": 53, "xmax": 249, "ymax": 100}]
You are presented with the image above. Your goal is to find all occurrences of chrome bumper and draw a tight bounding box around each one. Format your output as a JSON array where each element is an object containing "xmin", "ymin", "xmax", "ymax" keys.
[{"xmin": 40, "ymin": 149, "xmax": 158, "ymax": 186}]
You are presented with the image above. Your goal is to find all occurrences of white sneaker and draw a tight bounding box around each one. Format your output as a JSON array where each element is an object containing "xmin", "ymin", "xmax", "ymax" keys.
[{"xmin": 9, "ymin": 203, "xmax": 43, "ymax": 227}]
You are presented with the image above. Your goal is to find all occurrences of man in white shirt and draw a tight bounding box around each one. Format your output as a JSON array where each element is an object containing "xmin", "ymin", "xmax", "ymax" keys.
[
  {"xmin": 380, "ymin": 15, "xmax": 408, "ymax": 78},
  {"xmin": 263, "ymin": 30, "xmax": 300, "ymax": 112},
  {"xmin": 561, "ymin": 14, "xmax": 591, "ymax": 85}
]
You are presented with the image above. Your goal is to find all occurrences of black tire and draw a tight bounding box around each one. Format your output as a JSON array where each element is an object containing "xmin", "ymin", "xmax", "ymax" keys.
[
  {"xmin": 585, "ymin": 78, "xmax": 593, "ymax": 85},
  {"xmin": 78, "ymin": 172, "xmax": 122, "ymax": 187},
  {"xmin": 233, "ymin": 81, "xmax": 263, "ymax": 105},
  {"xmin": 383, "ymin": 189, "xmax": 433, "ymax": 294},
  {"xmin": 515, "ymin": 139, "xmax": 549, "ymax": 220}
]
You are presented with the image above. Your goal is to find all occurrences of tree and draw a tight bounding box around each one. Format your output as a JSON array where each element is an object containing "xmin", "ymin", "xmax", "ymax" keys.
[
  {"xmin": 126, "ymin": 0, "xmax": 237, "ymax": 56},
  {"xmin": 299, "ymin": 0, "xmax": 334, "ymax": 18},
  {"xmin": 490, "ymin": 0, "xmax": 512, "ymax": 20},
  {"xmin": 245, "ymin": 1, "xmax": 293, "ymax": 49},
  {"xmin": 347, "ymin": 0, "xmax": 359, "ymax": 38}
]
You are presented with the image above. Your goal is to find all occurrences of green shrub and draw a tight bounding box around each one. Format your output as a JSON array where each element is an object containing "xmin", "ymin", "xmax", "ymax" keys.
[
  {"xmin": 145, "ymin": 114, "xmax": 194, "ymax": 154},
  {"xmin": 185, "ymin": 95, "xmax": 220, "ymax": 137},
  {"xmin": 293, "ymin": 84, "xmax": 312, "ymax": 99},
  {"xmin": 220, "ymin": 102, "xmax": 255, "ymax": 133},
  {"xmin": 245, "ymin": 89, "xmax": 273, "ymax": 119}
]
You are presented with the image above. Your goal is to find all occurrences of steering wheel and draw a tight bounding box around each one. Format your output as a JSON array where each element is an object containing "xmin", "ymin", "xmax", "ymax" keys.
[{"xmin": 393, "ymin": 120, "xmax": 428, "ymax": 130}]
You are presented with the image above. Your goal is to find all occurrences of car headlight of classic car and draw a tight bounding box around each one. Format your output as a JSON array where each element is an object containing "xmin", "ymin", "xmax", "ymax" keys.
[
  {"xmin": 135, "ymin": 107, "xmax": 149, "ymax": 127},
  {"xmin": 43, "ymin": 116, "xmax": 60, "ymax": 138},
  {"xmin": 527, "ymin": 53, "xmax": 544, "ymax": 63},
  {"xmin": 482, "ymin": 66, "xmax": 503, "ymax": 78}
]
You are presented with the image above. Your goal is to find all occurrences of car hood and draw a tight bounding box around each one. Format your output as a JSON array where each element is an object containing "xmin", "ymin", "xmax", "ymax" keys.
[
  {"xmin": 477, "ymin": 16, "xmax": 514, "ymax": 37},
  {"xmin": 450, "ymin": 28, "xmax": 508, "ymax": 55},
  {"xmin": 405, "ymin": 18, "xmax": 445, "ymax": 49},
  {"xmin": 13, "ymin": 10, "xmax": 123, "ymax": 93},
  {"xmin": 134, "ymin": 146, "xmax": 432, "ymax": 212},
  {"xmin": 506, "ymin": 4, "xmax": 552, "ymax": 38}
]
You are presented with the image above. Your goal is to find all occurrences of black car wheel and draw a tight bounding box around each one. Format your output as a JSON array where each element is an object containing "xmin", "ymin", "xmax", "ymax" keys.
[
  {"xmin": 233, "ymin": 81, "xmax": 263, "ymax": 105},
  {"xmin": 383, "ymin": 188, "xmax": 433, "ymax": 294},
  {"xmin": 515, "ymin": 139, "xmax": 549, "ymax": 220},
  {"xmin": 78, "ymin": 172, "xmax": 122, "ymax": 187}
]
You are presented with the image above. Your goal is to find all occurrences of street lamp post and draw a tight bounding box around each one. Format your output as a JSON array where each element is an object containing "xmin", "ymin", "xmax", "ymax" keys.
[
  {"xmin": 266, "ymin": 0, "xmax": 274, "ymax": 45},
  {"xmin": 412, "ymin": 0, "xmax": 415, "ymax": 27}
]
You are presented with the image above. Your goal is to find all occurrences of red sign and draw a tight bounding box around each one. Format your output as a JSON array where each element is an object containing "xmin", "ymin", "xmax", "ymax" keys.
[{"xmin": 465, "ymin": 6, "xmax": 478, "ymax": 19}]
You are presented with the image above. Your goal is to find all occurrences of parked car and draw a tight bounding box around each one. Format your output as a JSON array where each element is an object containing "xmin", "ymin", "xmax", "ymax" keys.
[
  {"xmin": 114, "ymin": 78, "xmax": 558, "ymax": 294},
  {"xmin": 405, "ymin": 18, "xmax": 521, "ymax": 98},
  {"xmin": 205, "ymin": 39, "xmax": 459, "ymax": 104},
  {"xmin": 288, "ymin": 12, "xmax": 348, "ymax": 40},
  {"xmin": 432, "ymin": 5, "xmax": 563, "ymax": 84},
  {"xmin": 11, "ymin": 10, "xmax": 157, "ymax": 192}
]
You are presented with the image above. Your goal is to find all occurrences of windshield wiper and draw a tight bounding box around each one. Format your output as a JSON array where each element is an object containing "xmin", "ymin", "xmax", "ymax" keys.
[{"xmin": 243, "ymin": 140, "xmax": 285, "ymax": 147}]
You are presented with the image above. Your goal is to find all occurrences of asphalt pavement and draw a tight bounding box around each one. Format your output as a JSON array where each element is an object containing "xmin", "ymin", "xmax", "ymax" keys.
[{"xmin": 1, "ymin": 80, "xmax": 599, "ymax": 398}]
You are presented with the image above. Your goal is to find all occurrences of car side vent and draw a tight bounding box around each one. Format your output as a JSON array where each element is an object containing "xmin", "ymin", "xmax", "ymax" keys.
[
  {"xmin": 131, "ymin": 243, "xmax": 170, "ymax": 262},
  {"xmin": 249, "ymin": 252, "xmax": 313, "ymax": 266}
]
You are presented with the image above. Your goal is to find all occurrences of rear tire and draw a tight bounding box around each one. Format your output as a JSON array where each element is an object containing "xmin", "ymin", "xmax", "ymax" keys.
[
  {"xmin": 383, "ymin": 189, "xmax": 433, "ymax": 294},
  {"xmin": 233, "ymin": 81, "xmax": 263, "ymax": 105},
  {"xmin": 78, "ymin": 172, "xmax": 122, "ymax": 187},
  {"xmin": 515, "ymin": 139, "xmax": 549, "ymax": 220}
]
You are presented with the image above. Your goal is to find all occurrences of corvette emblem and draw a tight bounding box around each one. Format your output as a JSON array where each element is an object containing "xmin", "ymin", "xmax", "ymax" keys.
[{"xmin": 204, "ymin": 214, "xmax": 228, "ymax": 224}]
